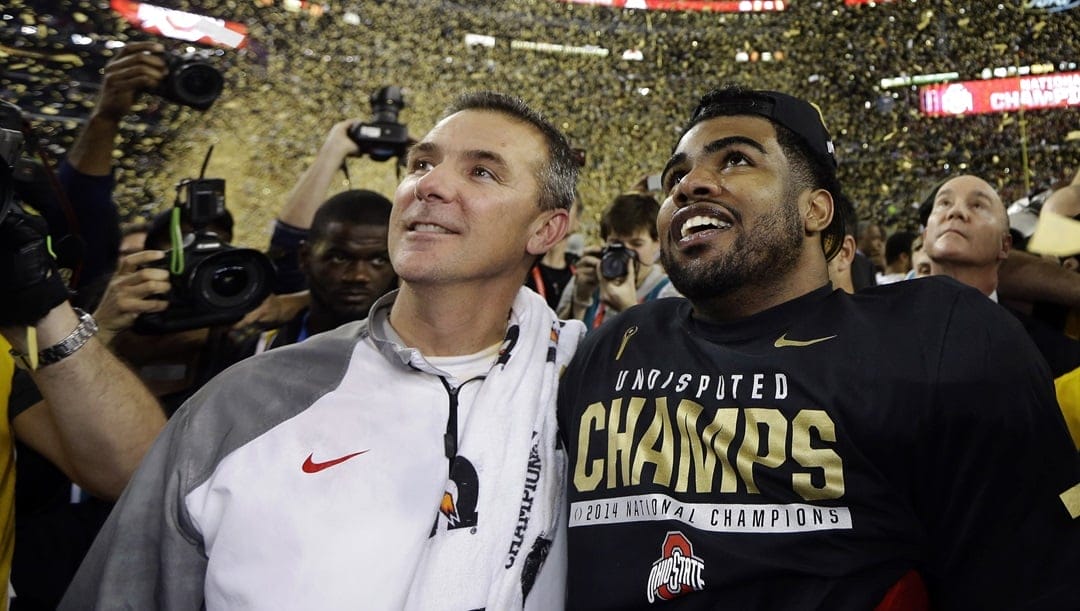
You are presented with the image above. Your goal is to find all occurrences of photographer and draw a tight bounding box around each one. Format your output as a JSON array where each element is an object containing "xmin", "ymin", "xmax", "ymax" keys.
[
  {"xmin": 267, "ymin": 91, "xmax": 408, "ymax": 297},
  {"xmin": 99, "ymin": 206, "xmax": 258, "ymax": 416},
  {"xmin": 231, "ymin": 190, "xmax": 397, "ymax": 358},
  {"xmin": 558, "ymin": 193, "xmax": 680, "ymax": 330},
  {"xmin": 46, "ymin": 41, "xmax": 168, "ymax": 296},
  {"xmin": 266, "ymin": 119, "xmax": 365, "ymax": 295},
  {"xmin": 0, "ymin": 107, "xmax": 165, "ymax": 606},
  {"xmin": 236, "ymin": 109, "xmax": 407, "ymax": 333}
]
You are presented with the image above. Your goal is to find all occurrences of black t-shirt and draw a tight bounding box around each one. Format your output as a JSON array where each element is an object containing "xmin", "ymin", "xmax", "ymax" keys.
[
  {"xmin": 557, "ymin": 278, "xmax": 1080, "ymax": 610},
  {"xmin": 525, "ymin": 258, "xmax": 575, "ymax": 311}
]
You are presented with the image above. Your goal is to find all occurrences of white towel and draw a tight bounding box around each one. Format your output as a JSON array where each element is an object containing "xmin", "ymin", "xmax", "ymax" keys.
[{"xmin": 404, "ymin": 288, "xmax": 584, "ymax": 610}]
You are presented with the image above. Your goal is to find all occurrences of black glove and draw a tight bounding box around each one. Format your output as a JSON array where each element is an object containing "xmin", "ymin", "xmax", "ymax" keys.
[{"xmin": 0, "ymin": 207, "xmax": 70, "ymax": 326}]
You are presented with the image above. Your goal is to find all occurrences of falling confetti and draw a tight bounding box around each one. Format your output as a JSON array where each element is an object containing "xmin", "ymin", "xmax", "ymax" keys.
[{"xmin": 0, "ymin": 0, "xmax": 1076, "ymax": 242}]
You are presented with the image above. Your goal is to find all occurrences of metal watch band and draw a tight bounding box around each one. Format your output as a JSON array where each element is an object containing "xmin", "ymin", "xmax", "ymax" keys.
[{"xmin": 8, "ymin": 307, "xmax": 99, "ymax": 369}]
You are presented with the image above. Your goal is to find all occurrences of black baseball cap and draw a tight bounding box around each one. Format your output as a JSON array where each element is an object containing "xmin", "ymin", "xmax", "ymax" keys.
[
  {"xmin": 685, "ymin": 86, "xmax": 844, "ymax": 259},
  {"xmin": 688, "ymin": 88, "xmax": 837, "ymax": 169}
]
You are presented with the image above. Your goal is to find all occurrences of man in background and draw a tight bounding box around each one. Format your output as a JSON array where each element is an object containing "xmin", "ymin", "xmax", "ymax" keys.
[
  {"xmin": 923, "ymin": 173, "xmax": 1080, "ymax": 447},
  {"xmin": 559, "ymin": 193, "xmax": 679, "ymax": 329},
  {"xmin": 231, "ymin": 190, "xmax": 396, "ymax": 356}
]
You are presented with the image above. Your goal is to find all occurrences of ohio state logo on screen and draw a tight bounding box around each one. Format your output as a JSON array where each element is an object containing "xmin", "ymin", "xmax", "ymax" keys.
[{"xmin": 646, "ymin": 531, "xmax": 706, "ymax": 603}]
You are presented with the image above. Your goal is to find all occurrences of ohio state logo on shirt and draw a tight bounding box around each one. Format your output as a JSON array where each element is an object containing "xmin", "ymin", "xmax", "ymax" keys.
[
  {"xmin": 646, "ymin": 531, "xmax": 706, "ymax": 603},
  {"xmin": 430, "ymin": 456, "xmax": 479, "ymax": 535}
]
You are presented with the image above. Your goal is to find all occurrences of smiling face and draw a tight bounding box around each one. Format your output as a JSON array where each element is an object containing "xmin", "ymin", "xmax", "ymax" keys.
[
  {"xmin": 390, "ymin": 109, "xmax": 565, "ymax": 289},
  {"xmin": 923, "ymin": 174, "xmax": 1010, "ymax": 270},
  {"xmin": 657, "ymin": 115, "xmax": 823, "ymax": 303}
]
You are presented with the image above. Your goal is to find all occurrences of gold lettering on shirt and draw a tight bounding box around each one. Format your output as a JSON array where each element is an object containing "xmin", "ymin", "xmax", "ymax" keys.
[
  {"xmin": 674, "ymin": 401, "xmax": 738, "ymax": 494},
  {"xmin": 736, "ymin": 408, "xmax": 788, "ymax": 494},
  {"xmin": 607, "ymin": 397, "xmax": 644, "ymax": 488},
  {"xmin": 791, "ymin": 410, "xmax": 846, "ymax": 500},
  {"xmin": 574, "ymin": 402, "xmax": 606, "ymax": 492},
  {"xmin": 632, "ymin": 397, "xmax": 675, "ymax": 487},
  {"xmin": 571, "ymin": 397, "xmax": 846, "ymax": 502}
]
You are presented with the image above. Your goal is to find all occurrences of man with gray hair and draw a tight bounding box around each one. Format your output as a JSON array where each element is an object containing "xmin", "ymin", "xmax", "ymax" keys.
[{"xmin": 62, "ymin": 91, "xmax": 584, "ymax": 610}]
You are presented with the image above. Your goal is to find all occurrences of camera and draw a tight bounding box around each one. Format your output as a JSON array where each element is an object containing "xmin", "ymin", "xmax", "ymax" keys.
[
  {"xmin": 347, "ymin": 86, "xmax": 409, "ymax": 162},
  {"xmin": 151, "ymin": 51, "xmax": 224, "ymax": 111},
  {"xmin": 0, "ymin": 100, "xmax": 25, "ymax": 226},
  {"xmin": 134, "ymin": 178, "xmax": 274, "ymax": 334},
  {"xmin": 599, "ymin": 241, "xmax": 638, "ymax": 280}
]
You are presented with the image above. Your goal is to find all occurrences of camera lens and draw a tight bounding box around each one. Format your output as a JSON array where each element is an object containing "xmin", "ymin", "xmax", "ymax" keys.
[
  {"xmin": 600, "ymin": 247, "xmax": 632, "ymax": 280},
  {"xmin": 173, "ymin": 62, "xmax": 224, "ymax": 109},
  {"xmin": 210, "ymin": 265, "xmax": 248, "ymax": 299},
  {"xmin": 192, "ymin": 249, "xmax": 271, "ymax": 310}
]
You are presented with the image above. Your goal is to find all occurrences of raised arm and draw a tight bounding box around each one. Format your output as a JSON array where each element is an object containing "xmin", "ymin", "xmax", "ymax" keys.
[
  {"xmin": 276, "ymin": 120, "xmax": 360, "ymax": 229},
  {"xmin": 66, "ymin": 41, "xmax": 167, "ymax": 176}
]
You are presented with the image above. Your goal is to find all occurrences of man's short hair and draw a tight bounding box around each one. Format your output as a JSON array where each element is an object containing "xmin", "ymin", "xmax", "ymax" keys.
[
  {"xmin": 310, "ymin": 189, "xmax": 392, "ymax": 241},
  {"xmin": 600, "ymin": 193, "xmax": 661, "ymax": 240},
  {"xmin": 885, "ymin": 231, "xmax": 917, "ymax": 266},
  {"xmin": 681, "ymin": 85, "xmax": 846, "ymax": 260},
  {"xmin": 442, "ymin": 91, "xmax": 578, "ymax": 213}
]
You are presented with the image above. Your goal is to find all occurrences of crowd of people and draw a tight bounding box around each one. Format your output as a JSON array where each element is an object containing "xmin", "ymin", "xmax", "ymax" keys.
[
  {"xmin": 0, "ymin": 0, "xmax": 1077, "ymax": 242},
  {"xmin": 0, "ymin": 2, "xmax": 1079, "ymax": 610}
]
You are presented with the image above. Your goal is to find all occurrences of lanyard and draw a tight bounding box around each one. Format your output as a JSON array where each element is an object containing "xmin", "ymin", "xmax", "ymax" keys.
[
  {"xmin": 296, "ymin": 311, "xmax": 312, "ymax": 343},
  {"xmin": 530, "ymin": 262, "xmax": 577, "ymax": 302},
  {"xmin": 530, "ymin": 265, "xmax": 547, "ymax": 300}
]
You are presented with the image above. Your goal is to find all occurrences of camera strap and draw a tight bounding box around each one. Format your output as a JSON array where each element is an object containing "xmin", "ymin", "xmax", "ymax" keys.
[{"xmin": 168, "ymin": 207, "xmax": 185, "ymax": 274}]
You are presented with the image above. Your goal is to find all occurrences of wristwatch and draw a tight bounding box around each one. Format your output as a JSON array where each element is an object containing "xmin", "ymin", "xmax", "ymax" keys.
[{"xmin": 9, "ymin": 307, "xmax": 99, "ymax": 370}]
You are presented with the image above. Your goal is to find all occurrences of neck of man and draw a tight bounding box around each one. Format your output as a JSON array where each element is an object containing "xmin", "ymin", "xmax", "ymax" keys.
[
  {"xmin": 306, "ymin": 302, "xmax": 347, "ymax": 336},
  {"xmin": 930, "ymin": 260, "xmax": 998, "ymax": 297},
  {"xmin": 691, "ymin": 255, "xmax": 831, "ymax": 324},
  {"xmin": 388, "ymin": 280, "xmax": 521, "ymax": 356},
  {"xmin": 540, "ymin": 240, "xmax": 568, "ymax": 269}
]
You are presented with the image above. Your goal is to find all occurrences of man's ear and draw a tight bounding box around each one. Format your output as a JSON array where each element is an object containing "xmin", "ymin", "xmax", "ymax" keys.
[
  {"xmin": 527, "ymin": 209, "xmax": 570, "ymax": 256},
  {"xmin": 998, "ymin": 231, "xmax": 1013, "ymax": 263},
  {"xmin": 836, "ymin": 234, "xmax": 856, "ymax": 273},
  {"xmin": 804, "ymin": 189, "xmax": 834, "ymax": 235}
]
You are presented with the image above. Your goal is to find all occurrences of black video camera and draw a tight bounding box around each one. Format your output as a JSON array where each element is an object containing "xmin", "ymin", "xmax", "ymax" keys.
[
  {"xmin": 347, "ymin": 86, "xmax": 409, "ymax": 162},
  {"xmin": 134, "ymin": 177, "xmax": 274, "ymax": 334},
  {"xmin": 151, "ymin": 51, "xmax": 224, "ymax": 111},
  {"xmin": 599, "ymin": 241, "xmax": 638, "ymax": 280}
]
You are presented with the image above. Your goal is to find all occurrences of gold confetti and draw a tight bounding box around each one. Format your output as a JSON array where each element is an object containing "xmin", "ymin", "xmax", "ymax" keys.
[{"xmin": 0, "ymin": 0, "xmax": 1076, "ymax": 239}]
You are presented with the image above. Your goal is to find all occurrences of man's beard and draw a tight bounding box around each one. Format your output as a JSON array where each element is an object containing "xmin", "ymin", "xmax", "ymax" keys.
[{"xmin": 662, "ymin": 188, "xmax": 805, "ymax": 301}]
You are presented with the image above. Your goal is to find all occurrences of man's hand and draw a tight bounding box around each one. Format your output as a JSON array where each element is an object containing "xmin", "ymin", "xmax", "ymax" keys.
[
  {"xmin": 94, "ymin": 42, "xmax": 168, "ymax": 123},
  {"xmin": 598, "ymin": 258, "xmax": 639, "ymax": 312},
  {"xmin": 572, "ymin": 248, "xmax": 602, "ymax": 303},
  {"xmin": 229, "ymin": 290, "xmax": 311, "ymax": 340},
  {"xmin": 92, "ymin": 250, "xmax": 170, "ymax": 344},
  {"xmin": 322, "ymin": 119, "xmax": 363, "ymax": 160},
  {"xmin": 0, "ymin": 208, "xmax": 70, "ymax": 327}
]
